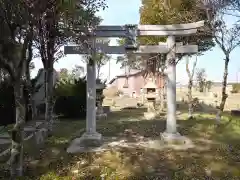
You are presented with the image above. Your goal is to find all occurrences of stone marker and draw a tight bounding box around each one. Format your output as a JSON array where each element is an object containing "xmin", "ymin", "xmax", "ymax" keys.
[
  {"xmin": 143, "ymin": 80, "xmax": 158, "ymax": 120},
  {"xmin": 96, "ymin": 82, "xmax": 107, "ymax": 120}
]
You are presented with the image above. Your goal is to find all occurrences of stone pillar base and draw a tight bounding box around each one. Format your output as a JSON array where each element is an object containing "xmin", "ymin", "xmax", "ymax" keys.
[
  {"xmin": 144, "ymin": 112, "xmax": 156, "ymax": 120},
  {"xmin": 161, "ymin": 132, "xmax": 193, "ymax": 146},
  {"xmin": 67, "ymin": 132, "xmax": 103, "ymax": 153}
]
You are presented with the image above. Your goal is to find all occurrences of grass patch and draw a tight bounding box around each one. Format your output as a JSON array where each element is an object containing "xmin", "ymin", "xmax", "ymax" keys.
[{"xmin": 1, "ymin": 109, "xmax": 240, "ymax": 179}]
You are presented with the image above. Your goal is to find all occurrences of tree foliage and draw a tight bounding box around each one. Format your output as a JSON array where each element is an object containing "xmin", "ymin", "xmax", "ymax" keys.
[
  {"xmin": 33, "ymin": 0, "xmax": 106, "ymax": 68},
  {"xmin": 0, "ymin": 0, "xmax": 34, "ymax": 81},
  {"xmin": 139, "ymin": 0, "xmax": 214, "ymax": 53},
  {"xmin": 55, "ymin": 76, "xmax": 87, "ymax": 118}
]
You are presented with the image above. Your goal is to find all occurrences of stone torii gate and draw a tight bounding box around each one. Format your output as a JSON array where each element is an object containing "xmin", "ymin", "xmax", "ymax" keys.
[{"xmin": 65, "ymin": 21, "xmax": 204, "ymax": 153}]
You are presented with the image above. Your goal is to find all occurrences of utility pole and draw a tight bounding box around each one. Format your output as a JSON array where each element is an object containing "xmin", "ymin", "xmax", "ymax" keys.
[
  {"xmin": 236, "ymin": 68, "xmax": 240, "ymax": 83},
  {"xmin": 108, "ymin": 58, "xmax": 111, "ymax": 81}
]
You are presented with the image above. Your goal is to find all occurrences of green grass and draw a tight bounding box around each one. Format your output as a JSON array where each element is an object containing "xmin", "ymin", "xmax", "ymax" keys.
[{"xmin": 1, "ymin": 108, "xmax": 240, "ymax": 179}]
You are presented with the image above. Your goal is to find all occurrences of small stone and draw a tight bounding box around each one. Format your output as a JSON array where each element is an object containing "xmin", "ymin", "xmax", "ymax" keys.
[
  {"xmin": 72, "ymin": 169, "xmax": 79, "ymax": 174},
  {"xmin": 144, "ymin": 112, "xmax": 156, "ymax": 120}
]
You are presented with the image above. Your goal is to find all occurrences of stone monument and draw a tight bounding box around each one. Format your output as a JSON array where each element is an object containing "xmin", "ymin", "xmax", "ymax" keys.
[
  {"xmin": 96, "ymin": 80, "xmax": 107, "ymax": 120},
  {"xmin": 143, "ymin": 79, "xmax": 157, "ymax": 120}
]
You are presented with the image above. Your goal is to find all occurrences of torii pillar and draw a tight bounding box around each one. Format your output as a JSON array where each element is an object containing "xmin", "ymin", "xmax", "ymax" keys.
[
  {"xmin": 161, "ymin": 36, "xmax": 191, "ymax": 144},
  {"xmin": 166, "ymin": 36, "xmax": 177, "ymax": 134}
]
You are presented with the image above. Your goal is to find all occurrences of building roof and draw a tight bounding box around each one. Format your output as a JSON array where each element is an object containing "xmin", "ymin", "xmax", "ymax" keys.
[
  {"xmin": 108, "ymin": 77, "xmax": 116, "ymax": 84},
  {"xmin": 108, "ymin": 68, "xmax": 142, "ymax": 85},
  {"xmin": 117, "ymin": 68, "xmax": 142, "ymax": 77}
]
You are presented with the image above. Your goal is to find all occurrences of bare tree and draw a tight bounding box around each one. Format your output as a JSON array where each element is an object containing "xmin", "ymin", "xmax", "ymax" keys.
[
  {"xmin": 200, "ymin": 0, "xmax": 240, "ymax": 114},
  {"xmin": 196, "ymin": 68, "xmax": 206, "ymax": 92},
  {"xmin": 186, "ymin": 55, "xmax": 198, "ymax": 119},
  {"xmin": 0, "ymin": 0, "xmax": 35, "ymax": 176},
  {"xmin": 157, "ymin": 54, "xmax": 167, "ymax": 111},
  {"xmin": 222, "ymin": 0, "xmax": 240, "ymax": 17},
  {"xmin": 95, "ymin": 53, "xmax": 111, "ymax": 79}
]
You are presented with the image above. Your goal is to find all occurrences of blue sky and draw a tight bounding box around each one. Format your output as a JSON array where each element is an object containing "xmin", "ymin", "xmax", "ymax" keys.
[{"xmin": 32, "ymin": 0, "xmax": 240, "ymax": 84}]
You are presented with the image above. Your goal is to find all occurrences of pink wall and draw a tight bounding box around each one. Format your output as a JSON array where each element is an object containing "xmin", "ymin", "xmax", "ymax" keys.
[
  {"xmin": 134, "ymin": 75, "xmax": 145, "ymax": 95},
  {"xmin": 109, "ymin": 73, "xmax": 165, "ymax": 97},
  {"xmin": 114, "ymin": 75, "xmax": 145, "ymax": 96}
]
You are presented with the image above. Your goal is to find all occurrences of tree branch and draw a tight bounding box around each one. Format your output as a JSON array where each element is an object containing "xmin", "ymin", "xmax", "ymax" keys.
[
  {"xmin": 17, "ymin": 26, "xmax": 33, "ymax": 77},
  {"xmin": 186, "ymin": 55, "xmax": 191, "ymax": 80},
  {"xmin": 38, "ymin": 18, "xmax": 47, "ymax": 68},
  {"xmin": 192, "ymin": 56, "xmax": 198, "ymax": 78}
]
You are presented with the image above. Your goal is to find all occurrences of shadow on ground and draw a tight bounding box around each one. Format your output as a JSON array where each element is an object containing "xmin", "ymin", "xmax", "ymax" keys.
[
  {"xmin": 98, "ymin": 109, "xmax": 240, "ymax": 179},
  {"xmin": 1, "ymin": 106, "xmax": 240, "ymax": 179}
]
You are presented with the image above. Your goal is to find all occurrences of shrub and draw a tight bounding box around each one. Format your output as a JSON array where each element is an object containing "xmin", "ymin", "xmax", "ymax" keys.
[
  {"xmin": 231, "ymin": 90, "xmax": 238, "ymax": 94},
  {"xmin": 54, "ymin": 78, "xmax": 106, "ymax": 119},
  {"xmin": 54, "ymin": 78, "xmax": 87, "ymax": 119},
  {"xmin": 55, "ymin": 96, "xmax": 86, "ymax": 118},
  {"xmin": 232, "ymin": 83, "xmax": 240, "ymax": 93}
]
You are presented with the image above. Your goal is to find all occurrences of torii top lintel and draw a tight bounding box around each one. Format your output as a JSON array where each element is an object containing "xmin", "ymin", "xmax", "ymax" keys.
[{"xmin": 91, "ymin": 20, "xmax": 204, "ymax": 37}]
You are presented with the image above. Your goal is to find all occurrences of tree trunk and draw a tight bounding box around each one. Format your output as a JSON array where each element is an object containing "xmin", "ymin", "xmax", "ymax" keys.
[
  {"xmin": 160, "ymin": 75, "xmax": 165, "ymax": 111},
  {"xmin": 25, "ymin": 66, "xmax": 35, "ymax": 121},
  {"xmin": 29, "ymin": 88, "xmax": 36, "ymax": 120},
  {"xmin": 187, "ymin": 80, "xmax": 193, "ymax": 119},
  {"xmin": 159, "ymin": 54, "xmax": 166, "ymax": 111},
  {"xmin": 219, "ymin": 55, "xmax": 230, "ymax": 112},
  {"xmin": 45, "ymin": 65, "xmax": 54, "ymax": 135},
  {"xmin": 160, "ymin": 88, "xmax": 164, "ymax": 111},
  {"xmin": 44, "ymin": 9, "xmax": 56, "ymax": 136},
  {"xmin": 97, "ymin": 66, "xmax": 100, "ymax": 79},
  {"xmin": 186, "ymin": 55, "xmax": 197, "ymax": 119},
  {"xmin": 10, "ymin": 82, "xmax": 25, "ymax": 177},
  {"xmin": 23, "ymin": 85, "xmax": 29, "ymax": 122},
  {"xmin": 26, "ymin": 39, "xmax": 36, "ymax": 120}
]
